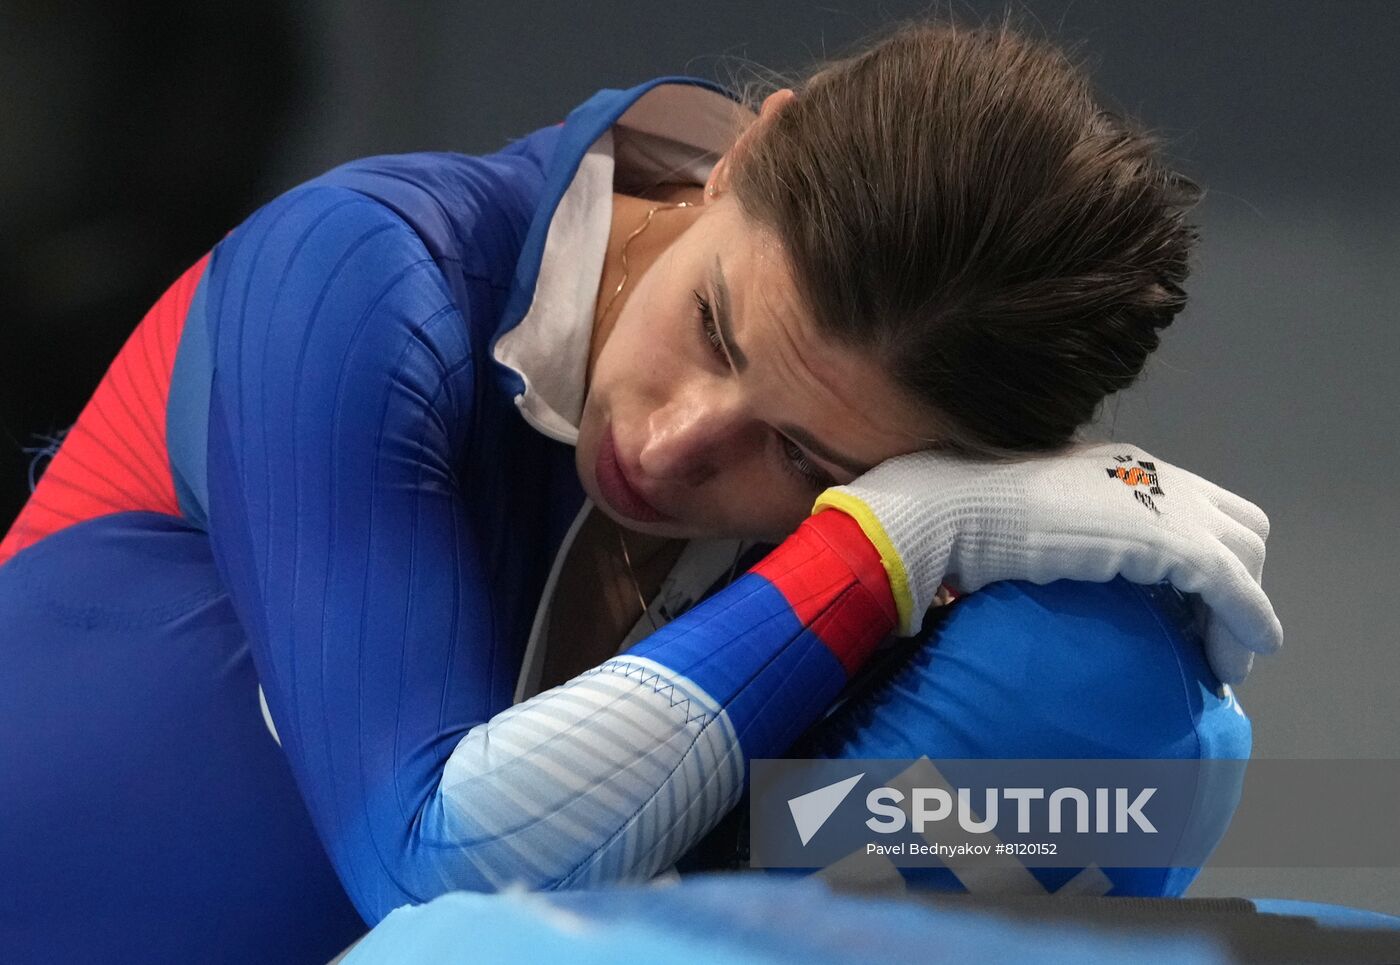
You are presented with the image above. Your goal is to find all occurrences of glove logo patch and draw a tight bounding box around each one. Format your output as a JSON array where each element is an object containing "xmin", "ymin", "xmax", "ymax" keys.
[{"xmin": 1106, "ymin": 454, "xmax": 1164, "ymax": 514}]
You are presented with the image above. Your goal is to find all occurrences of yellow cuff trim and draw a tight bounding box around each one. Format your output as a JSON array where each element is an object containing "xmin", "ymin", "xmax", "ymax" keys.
[{"xmin": 811, "ymin": 490, "xmax": 915, "ymax": 636}]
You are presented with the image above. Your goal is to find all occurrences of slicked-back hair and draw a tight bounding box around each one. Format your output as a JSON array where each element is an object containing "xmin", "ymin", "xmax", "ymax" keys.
[{"xmin": 730, "ymin": 12, "xmax": 1203, "ymax": 457}]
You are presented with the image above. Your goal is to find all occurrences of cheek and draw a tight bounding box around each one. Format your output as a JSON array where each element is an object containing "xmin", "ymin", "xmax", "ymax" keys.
[
  {"xmin": 631, "ymin": 270, "xmax": 697, "ymax": 353},
  {"xmin": 602, "ymin": 317, "xmax": 671, "ymax": 390},
  {"xmin": 710, "ymin": 460, "xmax": 811, "ymax": 542},
  {"xmin": 612, "ymin": 316, "xmax": 699, "ymax": 411}
]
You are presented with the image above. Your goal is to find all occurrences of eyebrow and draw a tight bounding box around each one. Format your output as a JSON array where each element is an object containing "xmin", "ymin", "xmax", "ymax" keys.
[{"xmin": 712, "ymin": 256, "xmax": 875, "ymax": 480}]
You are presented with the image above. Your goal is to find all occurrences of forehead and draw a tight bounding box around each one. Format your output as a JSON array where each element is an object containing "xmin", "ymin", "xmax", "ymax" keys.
[{"xmin": 694, "ymin": 201, "xmax": 937, "ymax": 470}]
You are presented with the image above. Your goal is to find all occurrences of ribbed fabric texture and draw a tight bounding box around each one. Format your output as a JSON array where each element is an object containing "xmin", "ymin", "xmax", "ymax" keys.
[
  {"xmin": 0, "ymin": 255, "xmax": 205, "ymax": 567},
  {"xmin": 428, "ymin": 656, "xmax": 744, "ymax": 892}
]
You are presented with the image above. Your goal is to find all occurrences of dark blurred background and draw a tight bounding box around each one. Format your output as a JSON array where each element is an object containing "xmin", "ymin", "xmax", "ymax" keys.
[{"xmin": 3, "ymin": 0, "xmax": 1398, "ymax": 913}]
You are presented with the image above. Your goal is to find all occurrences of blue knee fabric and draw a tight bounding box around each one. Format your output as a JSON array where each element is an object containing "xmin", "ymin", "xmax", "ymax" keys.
[
  {"xmin": 797, "ymin": 577, "xmax": 1252, "ymax": 896},
  {"xmin": 0, "ymin": 513, "xmax": 363, "ymax": 964}
]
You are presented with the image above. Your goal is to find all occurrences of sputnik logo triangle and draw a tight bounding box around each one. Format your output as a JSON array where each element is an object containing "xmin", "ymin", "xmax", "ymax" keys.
[{"xmin": 787, "ymin": 773, "xmax": 864, "ymax": 846}]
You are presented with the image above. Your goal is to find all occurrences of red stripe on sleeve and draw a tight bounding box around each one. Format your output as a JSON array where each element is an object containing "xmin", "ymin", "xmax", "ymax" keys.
[{"xmin": 751, "ymin": 508, "xmax": 897, "ymax": 675}]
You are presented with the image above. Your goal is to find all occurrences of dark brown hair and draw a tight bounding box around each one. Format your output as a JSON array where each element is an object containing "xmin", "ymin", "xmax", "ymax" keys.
[{"xmin": 729, "ymin": 12, "xmax": 1203, "ymax": 457}]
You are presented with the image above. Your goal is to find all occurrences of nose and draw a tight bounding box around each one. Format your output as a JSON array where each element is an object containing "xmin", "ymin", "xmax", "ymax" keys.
[{"xmin": 638, "ymin": 385, "xmax": 751, "ymax": 487}]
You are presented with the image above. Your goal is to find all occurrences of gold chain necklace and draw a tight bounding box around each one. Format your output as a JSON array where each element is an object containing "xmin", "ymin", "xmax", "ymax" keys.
[
  {"xmin": 615, "ymin": 529, "xmax": 659, "ymax": 631},
  {"xmin": 599, "ymin": 189, "xmax": 742, "ymax": 630},
  {"xmin": 617, "ymin": 527, "xmax": 745, "ymax": 633},
  {"xmin": 601, "ymin": 197, "xmax": 694, "ymax": 630},
  {"xmin": 598, "ymin": 198, "xmax": 697, "ymax": 326}
]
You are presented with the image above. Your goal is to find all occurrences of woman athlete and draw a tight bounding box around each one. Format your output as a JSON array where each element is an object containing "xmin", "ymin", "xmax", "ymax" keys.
[{"xmin": 0, "ymin": 19, "xmax": 1280, "ymax": 964}]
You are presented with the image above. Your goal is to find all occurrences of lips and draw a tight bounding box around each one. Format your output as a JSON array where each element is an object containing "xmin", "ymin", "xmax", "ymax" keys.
[{"xmin": 595, "ymin": 425, "xmax": 672, "ymax": 524}]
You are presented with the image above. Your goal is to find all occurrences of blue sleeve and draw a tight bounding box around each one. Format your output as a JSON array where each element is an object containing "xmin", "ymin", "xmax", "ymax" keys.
[
  {"xmin": 200, "ymin": 180, "xmax": 898, "ymax": 923},
  {"xmin": 794, "ymin": 577, "xmax": 1252, "ymax": 897}
]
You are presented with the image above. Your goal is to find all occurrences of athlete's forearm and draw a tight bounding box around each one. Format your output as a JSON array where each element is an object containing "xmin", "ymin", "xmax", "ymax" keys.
[{"xmin": 413, "ymin": 509, "xmax": 895, "ymax": 896}]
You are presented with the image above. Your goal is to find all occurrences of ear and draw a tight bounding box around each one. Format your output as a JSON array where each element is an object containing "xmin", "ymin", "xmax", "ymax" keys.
[{"xmin": 705, "ymin": 87, "xmax": 796, "ymax": 199}]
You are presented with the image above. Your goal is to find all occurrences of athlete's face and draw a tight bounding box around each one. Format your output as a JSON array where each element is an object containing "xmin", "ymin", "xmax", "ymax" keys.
[{"xmin": 576, "ymin": 194, "xmax": 937, "ymax": 543}]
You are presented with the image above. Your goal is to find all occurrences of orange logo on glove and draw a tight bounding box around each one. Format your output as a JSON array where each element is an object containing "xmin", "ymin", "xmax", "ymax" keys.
[
  {"xmin": 1105, "ymin": 455, "xmax": 1165, "ymax": 514},
  {"xmin": 1110, "ymin": 466, "xmax": 1155, "ymax": 487}
]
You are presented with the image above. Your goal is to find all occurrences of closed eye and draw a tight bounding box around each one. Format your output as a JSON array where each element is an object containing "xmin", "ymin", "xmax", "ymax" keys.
[
  {"xmin": 778, "ymin": 434, "xmax": 831, "ymax": 489},
  {"xmin": 694, "ymin": 290, "xmax": 726, "ymax": 362},
  {"xmin": 695, "ymin": 288, "xmax": 832, "ymax": 491}
]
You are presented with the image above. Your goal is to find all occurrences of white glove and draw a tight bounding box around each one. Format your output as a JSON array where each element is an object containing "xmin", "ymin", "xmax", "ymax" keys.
[{"xmin": 811, "ymin": 442, "xmax": 1281, "ymax": 685}]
